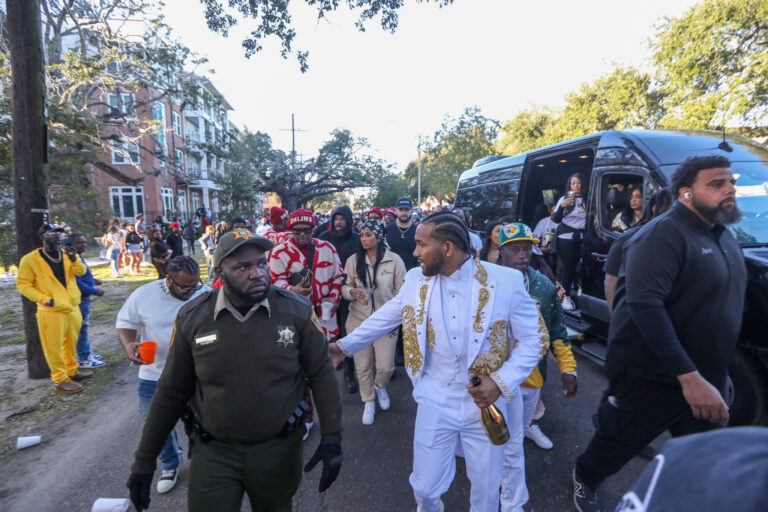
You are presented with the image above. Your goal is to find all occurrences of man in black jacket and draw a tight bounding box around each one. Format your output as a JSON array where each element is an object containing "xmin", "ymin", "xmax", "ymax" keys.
[
  {"xmin": 572, "ymin": 155, "xmax": 747, "ymax": 512},
  {"xmin": 318, "ymin": 205, "xmax": 360, "ymax": 393},
  {"xmin": 165, "ymin": 222, "xmax": 185, "ymax": 258}
]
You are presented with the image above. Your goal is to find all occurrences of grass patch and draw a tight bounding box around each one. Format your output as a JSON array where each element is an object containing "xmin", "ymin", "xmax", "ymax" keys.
[{"xmin": 3, "ymin": 336, "xmax": 25, "ymax": 345}]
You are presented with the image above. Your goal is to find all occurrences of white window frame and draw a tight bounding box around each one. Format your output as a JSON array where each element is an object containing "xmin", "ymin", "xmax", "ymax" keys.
[
  {"xmin": 174, "ymin": 148, "xmax": 184, "ymax": 170},
  {"xmin": 177, "ymin": 190, "xmax": 187, "ymax": 217},
  {"xmin": 111, "ymin": 141, "xmax": 140, "ymax": 164},
  {"xmin": 107, "ymin": 92, "xmax": 135, "ymax": 118},
  {"xmin": 191, "ymin": 192, "xmax": 201, "ymax": 212},
  {"xmin": 172, "ymin": 111, "xmax": 182, "ymax": 137},
  {"xmin": 109, "ymin": 186, "xmax": 143, "ymax": 219},
  {"xmin": 161, "ymin": 188, "xmax": 174, "ymax": 215}
]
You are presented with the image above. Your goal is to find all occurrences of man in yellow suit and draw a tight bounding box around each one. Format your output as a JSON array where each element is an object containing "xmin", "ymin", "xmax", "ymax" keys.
[{"xmin": 17, "ymin": 224, "xmax": 92, "ymax": 393}]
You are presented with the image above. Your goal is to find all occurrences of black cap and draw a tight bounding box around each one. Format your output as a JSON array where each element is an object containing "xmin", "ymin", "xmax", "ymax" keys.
[
  {"xmin": 38, "ymin": 223, "xmax": 65, "ymax": 236},
  {"xmin": 395, "ymin": 197, "xmax": 413, "ymax": 210},
  {"xmin": 214, "ymin": 229, "xmax": 274, "ymax": 267}
]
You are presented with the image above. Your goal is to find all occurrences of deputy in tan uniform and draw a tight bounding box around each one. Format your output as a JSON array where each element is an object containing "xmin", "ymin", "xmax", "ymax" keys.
[{"xmin": 127, "ymin": 230, "xmax": 343, "ymax": 512}]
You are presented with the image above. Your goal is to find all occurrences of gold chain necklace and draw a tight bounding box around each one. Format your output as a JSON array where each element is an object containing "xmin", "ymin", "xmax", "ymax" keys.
[{"xmin": 41, "ymin": 248, "xmax": 62, "ymax": 264}]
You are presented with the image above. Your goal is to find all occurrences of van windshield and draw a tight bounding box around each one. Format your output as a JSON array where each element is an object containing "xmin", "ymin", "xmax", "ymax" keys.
[{"xmin": 730, "ymin": 161, "xmax": 768, "ymax": 245}]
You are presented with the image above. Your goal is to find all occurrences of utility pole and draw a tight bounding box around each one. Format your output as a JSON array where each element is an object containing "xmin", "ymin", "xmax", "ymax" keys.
[
  {"xmin": 417, "ymin": 134, "xmax": 422, "ymax": 208},
  {"xmin": 279, "ymin": 113, "xmax": 307, "ymax": 211},
  {"xmin": 8, "ymin": 0, "xmax": 51, "ymax": 378}
]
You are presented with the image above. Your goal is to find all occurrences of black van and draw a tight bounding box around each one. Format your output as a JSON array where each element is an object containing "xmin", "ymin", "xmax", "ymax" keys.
[{"xmin": 454, "ymin": 129, "xmax": 768, "ymax": 426}]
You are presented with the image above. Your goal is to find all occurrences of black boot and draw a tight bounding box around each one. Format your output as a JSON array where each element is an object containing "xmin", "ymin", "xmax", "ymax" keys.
[{"xmin": 343, "ymin": 357, "xmax": 358, "ymax": 394}]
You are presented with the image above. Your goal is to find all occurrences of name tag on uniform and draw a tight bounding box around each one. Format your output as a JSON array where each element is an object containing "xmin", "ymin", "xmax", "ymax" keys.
[{"xmin": 195, "ymin": 332, "xmax": 218, "ymax": 346}]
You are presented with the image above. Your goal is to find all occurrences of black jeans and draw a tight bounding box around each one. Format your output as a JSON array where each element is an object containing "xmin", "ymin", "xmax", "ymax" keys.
[
  {"xmin": 575, "ymin": 374, "xmax": 720, "ymax": 490},
  {"xmin": 557, "ymin": 237, "xmax": 581, "ymax": 292}
]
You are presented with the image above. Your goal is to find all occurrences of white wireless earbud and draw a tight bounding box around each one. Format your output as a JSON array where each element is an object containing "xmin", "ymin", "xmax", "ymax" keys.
[{"xmin": 684, "ymin": 193, "xmax": 690, "ymax": 199}]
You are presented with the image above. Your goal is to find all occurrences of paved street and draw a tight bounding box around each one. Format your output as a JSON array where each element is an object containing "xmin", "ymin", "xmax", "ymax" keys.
[{"xmin": 3, "ymin": 351, "xmax": 663, "ymax": 512}]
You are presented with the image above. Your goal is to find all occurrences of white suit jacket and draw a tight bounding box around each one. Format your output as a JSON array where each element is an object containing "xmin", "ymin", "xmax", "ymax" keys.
[{"xmin": 337, "ymin": 258, "xmax": 548, "ymax": 402}]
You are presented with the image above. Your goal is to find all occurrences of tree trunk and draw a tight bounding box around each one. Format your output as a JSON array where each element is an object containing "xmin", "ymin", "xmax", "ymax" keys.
[{"xmin": 8, "ymin": 0, "xmax": 51, "ymax": 379}]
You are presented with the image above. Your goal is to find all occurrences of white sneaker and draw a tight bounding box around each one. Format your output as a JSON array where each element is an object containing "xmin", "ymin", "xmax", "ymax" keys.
[
  {"xmin": 561, "ymin": 296, "xmax": 576, "ymax": 311},
  {"xmin": 303, "ymin": 421, "xmax": 313, "ymax": 441},
  {"xmin": 375, "ymin": 386, "xmax": 390, "ymax": 411},
  {"xmin": 438, "ymin": 500, "xmax": 444, "ymax": 512},
  {"xmin": 156, "ymin": 467, "xmax": 179, "ymax": 493},
  {"xmin": 362, "ymin": 401, "xmax": 375, "ymax": 425},
  {"xmin": 526, "ymin": 424, "xmax": 554, "ymax": 450},
  {"xmin": 79, "ymin": 357, "xmax": 106, "ymax": 368}
]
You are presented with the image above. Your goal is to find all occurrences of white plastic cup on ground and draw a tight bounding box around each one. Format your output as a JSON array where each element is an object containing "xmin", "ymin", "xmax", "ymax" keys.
[
  {"xmin": 16, "ymin": 436, "xmax": 41, "ymax": 449},
  {"xmin": 91, "ymin": 498, "xmax": 130, "ymax": 512}
]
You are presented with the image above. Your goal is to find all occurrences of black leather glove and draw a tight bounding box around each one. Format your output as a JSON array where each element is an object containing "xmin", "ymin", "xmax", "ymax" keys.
[
  {"xmin": 127, "ymin": 472, "xmax": 153, "ymax": 511},
  {"xmin": 304, "ymin": 433, "xmax": 342, "ymax": 493}
]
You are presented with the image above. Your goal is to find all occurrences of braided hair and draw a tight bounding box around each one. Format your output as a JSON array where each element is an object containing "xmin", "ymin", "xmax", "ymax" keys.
[
  {"xmin": 165, "ymin": 255, "xmax": 200, "ymax": 277},
  {"xmin": 420, "ymin": 211, "xmax": 473, "ymax": 257}
]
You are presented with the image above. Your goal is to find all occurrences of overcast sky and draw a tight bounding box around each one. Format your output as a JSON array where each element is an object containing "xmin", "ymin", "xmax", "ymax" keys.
[{"xmin": 161, "ymin": 0, "xmax": 700, "ymax": 171}]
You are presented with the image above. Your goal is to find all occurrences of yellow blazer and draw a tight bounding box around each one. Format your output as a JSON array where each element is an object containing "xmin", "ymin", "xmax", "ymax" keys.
[{"xmin": 17, "ymin": 249, "xmax": 87, "ymax": 313}]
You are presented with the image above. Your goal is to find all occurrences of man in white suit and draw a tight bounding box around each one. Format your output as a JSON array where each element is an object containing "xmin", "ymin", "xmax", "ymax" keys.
[{"xmin": 330, "ymin": 211, "xmax": 548, "ymax": 512}]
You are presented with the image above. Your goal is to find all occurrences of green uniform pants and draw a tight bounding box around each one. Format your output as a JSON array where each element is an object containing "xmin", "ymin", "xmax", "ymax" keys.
[{"xmin": 187, "ymin": 428, "xmax": 304, "ymax": 512}]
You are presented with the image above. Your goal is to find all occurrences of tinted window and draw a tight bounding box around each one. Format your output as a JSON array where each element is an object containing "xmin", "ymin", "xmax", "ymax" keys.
[{"xmin": 455, "ymin": 179, "xmax": 519, "ymax": 232}]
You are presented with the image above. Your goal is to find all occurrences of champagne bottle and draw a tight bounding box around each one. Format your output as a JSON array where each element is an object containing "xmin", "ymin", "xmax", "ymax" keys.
[{"xmin": 471, "ymin": 376, "xmax": 510, "ymax": 446}]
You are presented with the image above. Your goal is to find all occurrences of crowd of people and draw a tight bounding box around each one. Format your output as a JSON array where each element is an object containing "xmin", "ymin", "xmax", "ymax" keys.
[{"xmin": 14, "ymin": 155, "xmax": 757, "ymax": 512}]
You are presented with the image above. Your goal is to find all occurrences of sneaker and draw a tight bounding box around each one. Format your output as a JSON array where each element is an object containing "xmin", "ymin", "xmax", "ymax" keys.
[
  {"xmin": 302, "ymin": 421, "xmax": 313, "ymax": 441},
  {"xmin": 70, "ymin": 370, "xmax": 93, "ymax": 382},
  {"xmin": 157, "ymin": 468, "xmax": 179, "ymax": 494},
  {"xmin": 91, "ymin": 354, "xmax": 104, "ymax": 361},
  {"xmin": 562, "ymin": 296, "xmax": 576, "ymax": 311},
  {"xmin": 54, "ymin": 379, "xmax": 84, "ymax": 394},
  {"xmin": 573, "ymin": 469, "xmax": 601, "ymax": 512},
  {"xmin": 79, "ymin": 358, "xmax": 106, "ymax": 369},
  {"xmin": 525, "ymin": 424, "xmax": 553, "ymax": 450},
  {"xmin": 362, "ymin": 401, "xmax": 376, "ymax": 425},
  {"xmin": 375, "ymin": 386, "xmax": 391, "ymax": 411}
]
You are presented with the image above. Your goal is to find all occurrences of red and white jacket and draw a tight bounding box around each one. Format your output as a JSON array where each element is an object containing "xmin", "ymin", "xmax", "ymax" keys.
[
  {"xmin": 263, "ymin": 228, "xmax": 291, "ymax": 246},
  {"xmin": 269, "ymin": 238, "xmax": 344, "ymax": 338}
]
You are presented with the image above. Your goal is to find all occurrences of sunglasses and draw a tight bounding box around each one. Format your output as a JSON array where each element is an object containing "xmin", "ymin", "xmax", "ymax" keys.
[
  {"xmin": 169, "ymin": 277, "xmax": 204, "ymax": 294},
  {"xmin": 292, "ymin": 227, "xmax": 313, "ymax": 234}
]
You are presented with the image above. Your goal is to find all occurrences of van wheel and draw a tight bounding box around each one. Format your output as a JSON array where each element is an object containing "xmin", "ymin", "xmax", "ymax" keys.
[{"xmin": 728, "ymin": 348, "xmax": 768, "ymax": 426}]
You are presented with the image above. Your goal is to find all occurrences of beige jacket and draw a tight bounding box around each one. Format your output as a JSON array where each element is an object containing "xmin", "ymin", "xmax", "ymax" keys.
[{"xmin": 342, "ymin": 248, "xmax": 406, "ymax": 334}]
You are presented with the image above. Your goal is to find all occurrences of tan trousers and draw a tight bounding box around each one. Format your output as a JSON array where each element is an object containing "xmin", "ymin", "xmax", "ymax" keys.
[{"xmin": 352, "ymin": 332, "xmax": 396, "ymax": 403}]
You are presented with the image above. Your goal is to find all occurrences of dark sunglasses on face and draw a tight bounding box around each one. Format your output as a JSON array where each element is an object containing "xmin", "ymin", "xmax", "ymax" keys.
[
  {"xmin": 292, "ymin": 227, "xmax": 313, "ymax": 234},
  {"xmin": 170, "ymin": 278, "xmax": 204, "ymax": 294}
]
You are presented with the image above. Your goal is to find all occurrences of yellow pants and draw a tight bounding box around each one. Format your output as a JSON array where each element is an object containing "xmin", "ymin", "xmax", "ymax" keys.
[{"xmin": 36, "ymin": 308, "xmax": 82, "ymax": 384}]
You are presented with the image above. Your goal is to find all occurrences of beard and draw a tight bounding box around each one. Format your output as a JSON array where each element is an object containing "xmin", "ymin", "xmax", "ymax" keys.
[
  {"xmin": 419, "ymin": 255, "xmax": 445, "ymax": 277},
  {"xmin": 693, "ymin": 196, "xmax": 742, "ymax": 225},
  {"xmin": 221, "ymin": 272, "xmax": 270, "ymax": 304}
]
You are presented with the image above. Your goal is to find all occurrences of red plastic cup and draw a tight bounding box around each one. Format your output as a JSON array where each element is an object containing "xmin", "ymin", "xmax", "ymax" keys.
[{"xmin": 139, "ymin": 341, "xmax": 157, "ymax": 365}]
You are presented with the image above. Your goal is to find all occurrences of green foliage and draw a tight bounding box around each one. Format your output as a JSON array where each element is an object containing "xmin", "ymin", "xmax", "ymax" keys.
[
  {"xmin": 0, "ymin": 1, "xmax": 206, "ymax": 263},
  {"xmin": 652, "ymin": 0, "xmax": 768, "ymax": 133},
  {"xmin": 553, "ymin": 67, "xmax": 665, "ymax": 140},
  {"xmin": 200, "ymin": 0, "xmax": 455, "ymax": 71},
  {"xmin": 496, "ymin": 107, "xmax": 557, "ymax": 155},
  {"xmin": 362, "ymin": 171, "xmax": 413, "ymax": 210},
  {"xmin": 222, "ymin": 128, "xmax": 390, "ymax": 212},
  {"xmin": 497, "ymin": 0, "xmax": 768, "ymax": 155},
  {"xmin": 213, "ymin": 131, "xmax": 277, "ymax": 218},
  {"xmin": 406, "ymin": 106, "xmax": 499, "ymax": 199}
]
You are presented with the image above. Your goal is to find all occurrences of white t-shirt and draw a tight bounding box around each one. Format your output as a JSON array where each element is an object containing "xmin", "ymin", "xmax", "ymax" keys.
[
  {"xmin": 116, "ymin": 279, "xmax": 208, "ymax": 381},
  {"xmin": 256, "ymin": 224, "xmax": 271, "ymax": 236},
  {"xmin": 555, "ymin": 196, "xmax": 586, "ymax": 239},
  {"xmin": 470, "ymin": 232, "xmax": 483, "ymax": 252}
]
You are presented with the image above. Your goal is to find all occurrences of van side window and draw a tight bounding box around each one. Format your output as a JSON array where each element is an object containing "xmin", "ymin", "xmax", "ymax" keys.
[{"xmin": 599, "ymin": 174, "xmax": 645, "ymax": 234}]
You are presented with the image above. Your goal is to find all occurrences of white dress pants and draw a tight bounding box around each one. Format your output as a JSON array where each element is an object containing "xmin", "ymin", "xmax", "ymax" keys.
[
  {"xmin": 499, "ymin": 387, "xmax": 533, "ymax": 512},
  {"xmin": 409, "ymin": 389, "xmax": 523, "ymax": 512}
]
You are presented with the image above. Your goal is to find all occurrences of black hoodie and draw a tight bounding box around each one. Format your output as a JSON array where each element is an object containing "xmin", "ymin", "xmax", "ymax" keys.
[{"xmin": 318, "ymin": 205, "xmax": 359, "ymax": 265}]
